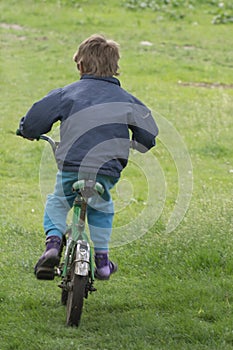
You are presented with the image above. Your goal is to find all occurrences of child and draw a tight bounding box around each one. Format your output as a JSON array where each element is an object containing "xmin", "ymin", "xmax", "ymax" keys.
[{"xmin": 18, "ymin": 34, "xmax": 159, "ymax": 280}]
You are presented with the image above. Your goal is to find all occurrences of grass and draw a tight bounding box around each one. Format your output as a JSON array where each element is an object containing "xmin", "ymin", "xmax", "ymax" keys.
[{"xmin": 1, "ymin": 0, "xmax": 233, "ymax": 349}]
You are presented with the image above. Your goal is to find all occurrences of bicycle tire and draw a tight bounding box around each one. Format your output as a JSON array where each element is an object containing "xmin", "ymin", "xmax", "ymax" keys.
[
  {"xmin": 66, "ymin": 266, "xmax": 88, "ymax": 327},
  {"xmin": 61, "ymin": 289, "xmax": 68, "ymax": 306}
]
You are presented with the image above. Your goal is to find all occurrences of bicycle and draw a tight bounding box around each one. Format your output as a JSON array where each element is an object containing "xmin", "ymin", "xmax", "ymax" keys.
[{"xmin": 17, "ymin": 130, "xmax": 104, "ymax": 327}]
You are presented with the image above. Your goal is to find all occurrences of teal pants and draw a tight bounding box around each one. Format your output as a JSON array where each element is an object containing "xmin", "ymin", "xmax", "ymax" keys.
[{"xmin": 43, "ymin": 170, "xmax": 119, "ymax": 250}]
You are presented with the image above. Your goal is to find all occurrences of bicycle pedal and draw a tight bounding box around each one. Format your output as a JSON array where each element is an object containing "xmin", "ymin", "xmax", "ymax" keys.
[{"xmin": 36, "ymin": 267, "xmax": 55, "ymax": 280}]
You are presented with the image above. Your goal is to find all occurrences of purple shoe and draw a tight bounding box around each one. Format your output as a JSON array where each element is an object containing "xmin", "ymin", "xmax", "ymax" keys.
[
  {"xmin": 94, "ymin": 253, "xmax": 118, "ymax": 280},
  {"xmin": 35, "ymin": 236, "xmax": 61, "ymax": 280}
]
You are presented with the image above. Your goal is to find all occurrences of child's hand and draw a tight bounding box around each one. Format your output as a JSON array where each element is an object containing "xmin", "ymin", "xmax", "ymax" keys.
[{"xmin": 16, "ymin": 129, "xmax": 34, "ymax": 140}]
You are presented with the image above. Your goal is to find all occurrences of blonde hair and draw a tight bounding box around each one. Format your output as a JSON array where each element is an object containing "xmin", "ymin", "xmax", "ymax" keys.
[{"xmin": 73, "ymin": 34, "xmax": 120, "ymax": 77}]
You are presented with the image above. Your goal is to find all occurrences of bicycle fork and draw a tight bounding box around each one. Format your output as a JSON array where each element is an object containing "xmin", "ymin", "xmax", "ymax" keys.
[
  {"xmin": 59, "ymin": 197, "xmax": 96, "ymax": 293},
  {"xmin": 75, "ymin": 240, "xmax": 90, "ymax": 276},
  {"xmin": 73, "ymin": 200, "xmax": 91, "ymax": 277}
]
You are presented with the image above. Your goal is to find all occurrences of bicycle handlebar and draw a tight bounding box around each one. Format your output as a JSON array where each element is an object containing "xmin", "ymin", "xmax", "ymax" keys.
[
  {"xmin": 16, "ymin": 129, "xmax": 134, "ymax": 157},
  {"xmin": 16, "ymin": 129, "xmax": 58, "ymax": 156},
  {"xmin": 39, "ymin": 135, "xmax": 58, "ymax": 155}
]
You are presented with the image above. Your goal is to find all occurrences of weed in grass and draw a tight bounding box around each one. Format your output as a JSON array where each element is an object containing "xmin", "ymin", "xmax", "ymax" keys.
[{"xmin": 123, "ymin": 0, "xmax": 233, "ymax": 25}]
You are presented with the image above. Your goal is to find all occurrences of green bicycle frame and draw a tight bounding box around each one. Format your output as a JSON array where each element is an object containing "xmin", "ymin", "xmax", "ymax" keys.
[
  {"xmin": 61, "ymin": 180, "xmax": 104, "ymax": 283},
  {"xmin": 61, "ymin": 195, "xmax": 95, "ymax": 282}
]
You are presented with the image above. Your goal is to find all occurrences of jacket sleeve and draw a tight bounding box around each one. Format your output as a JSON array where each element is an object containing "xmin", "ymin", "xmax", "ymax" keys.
[
  {"xmin": 128, "ymin": 102, "xmax": 159, "ymax": 153},
  {"xmin": 19, "ymin": 88, "xmax": 62, "ymax": 139}
]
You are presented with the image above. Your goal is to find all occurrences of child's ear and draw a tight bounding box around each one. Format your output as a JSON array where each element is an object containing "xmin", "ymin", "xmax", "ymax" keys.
[{"xmin": 77, "ymin": 61, "xmax": 84, "ymax": 74}]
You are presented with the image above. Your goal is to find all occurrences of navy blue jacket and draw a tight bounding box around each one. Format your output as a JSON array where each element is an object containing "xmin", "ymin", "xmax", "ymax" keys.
[{"xmin": 20, "ymin": 75, "xmax": 158, "ymax": 177}]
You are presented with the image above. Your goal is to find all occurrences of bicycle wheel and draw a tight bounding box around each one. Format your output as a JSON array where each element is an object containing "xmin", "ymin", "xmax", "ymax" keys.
[
  {"xmin": 66, "ymin": 265, "xmax": 88, "ymax": 327},
  {"xmin": 61, "ymin": 289, "xmax": 68, "ymax": 306}
]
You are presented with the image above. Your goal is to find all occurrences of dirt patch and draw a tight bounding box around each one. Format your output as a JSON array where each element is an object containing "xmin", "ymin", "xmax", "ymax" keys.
[
  {"xmin": 35, "ymin": 36, "xmax": 48, "ymax": 41},
  {"xmin": 178, "ymin": 81, "xmax": 233, "ymax": 89},
  {"xmin": 183, "ymin": 45, "xmax": 196, "ymax": 50},
  {"xmin": 0, "ymin": 23, "xmax": 24, "ymax": 30}
]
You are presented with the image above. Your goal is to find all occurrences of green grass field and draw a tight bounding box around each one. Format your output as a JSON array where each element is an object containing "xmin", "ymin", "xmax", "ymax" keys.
[{"xmin": 1, "ymin": 1, "xmax": 233, "ymax": 349}]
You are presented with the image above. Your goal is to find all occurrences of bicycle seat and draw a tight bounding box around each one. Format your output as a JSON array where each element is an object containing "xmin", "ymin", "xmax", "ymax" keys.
[{"xmin": 72, "ymin": 179, "xmax": 104, "ymax": 198}]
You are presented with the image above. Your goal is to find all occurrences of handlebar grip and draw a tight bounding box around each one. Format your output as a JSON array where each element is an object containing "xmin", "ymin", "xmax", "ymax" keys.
[
  {"xmin": 16, "ymin": 129, "xmax": 40, "ymax": 141},
  {"xmin": 16, "ymin": 129, "xmax": 23, "ymax": 136}
]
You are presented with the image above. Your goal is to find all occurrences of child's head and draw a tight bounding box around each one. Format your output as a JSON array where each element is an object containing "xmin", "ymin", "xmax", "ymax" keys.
[{"xmin": 73, "ymin": 34, "xmax": 120, "ymax": 77}]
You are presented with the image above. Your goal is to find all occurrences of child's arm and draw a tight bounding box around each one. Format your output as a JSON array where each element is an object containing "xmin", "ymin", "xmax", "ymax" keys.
[
  {"xmin": 18, "ymin": 88, "xmax": 62, "ymax": 139},
  {"xmin": 129, "ymin": 103, "xmax": 158, "ymax": 152}
]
